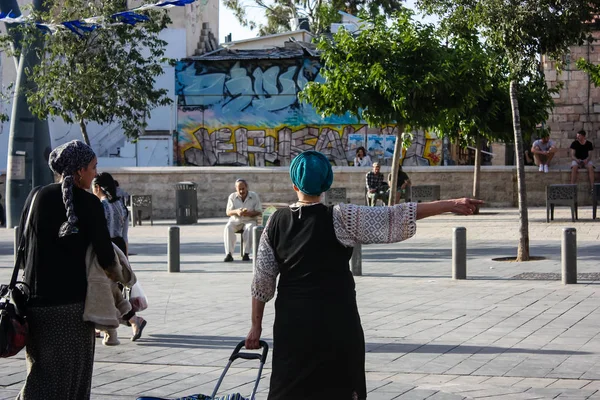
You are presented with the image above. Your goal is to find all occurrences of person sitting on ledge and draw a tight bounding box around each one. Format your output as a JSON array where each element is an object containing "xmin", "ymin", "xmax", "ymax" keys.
[
  {"xmin": 570, "ymin": 129, "xmax": 595, "ymax": 193},
  {"xmin": 531, "ymin": 130, "xmax": 557, "ymax": 173},
  {"xmin": 224, "ymin": 179, "xmax": 262, "ymax": 262}
]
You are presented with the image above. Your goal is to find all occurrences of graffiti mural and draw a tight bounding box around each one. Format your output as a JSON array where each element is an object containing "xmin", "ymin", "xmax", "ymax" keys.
[{"xmin": 176, "ymin": 54, "xmax": 442, "ymax": 166}]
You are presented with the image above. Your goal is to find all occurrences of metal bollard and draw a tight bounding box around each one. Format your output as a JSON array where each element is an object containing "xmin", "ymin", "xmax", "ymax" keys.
[
  {"xmin": 168, "ymin": 226, "xmax": 180, "ymax": 273},
  {"xmin": 252, "ymin": 225, "xmax": 264, "ymax": 271},
  {"xmin": 351, "ymin": 244, "xmax": 362, "ymax": 276},
  {"xmin": 561, "ymin": 227, "xmax": 577, "ymax": 284},
  {"xmin": 452, "ymin": 227, "xmax": 467, "ymax": 280},
  {"xmin": 14, "ymin": 226, "xmax": 20, "ymax": 263}
]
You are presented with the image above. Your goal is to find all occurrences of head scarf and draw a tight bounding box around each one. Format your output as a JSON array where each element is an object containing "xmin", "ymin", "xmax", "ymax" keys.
[
  {"xmin": 48, "ymin": 140, "xmax": 96, "ymax": 237},
  {"xmin": 289, "ymin": 150, "xmax": 333, "ymax": 196}
]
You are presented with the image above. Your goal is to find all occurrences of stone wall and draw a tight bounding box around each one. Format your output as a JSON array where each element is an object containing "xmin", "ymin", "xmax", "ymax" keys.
[
  {"xmin": 2, "ymin": 167, "xmax": 598, "ymax": 220},
  {"xmin": 101, "ymin": 166, "xmax": 600, "ymax": 219},
  {"xmin": 543, "ymin": 32, "xmax": 600, "ymax": 165}
]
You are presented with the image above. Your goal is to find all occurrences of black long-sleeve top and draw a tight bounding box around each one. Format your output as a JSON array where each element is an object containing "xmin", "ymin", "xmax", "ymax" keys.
[{"xmin": 18, "ymin": 184, "xmax": 116, "ymax": 307}]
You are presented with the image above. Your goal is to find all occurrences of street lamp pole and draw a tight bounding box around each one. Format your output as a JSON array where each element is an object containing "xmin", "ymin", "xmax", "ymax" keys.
[{"xmin": 2, "ymin": 0, "xmax": 52, "ymax": 227}]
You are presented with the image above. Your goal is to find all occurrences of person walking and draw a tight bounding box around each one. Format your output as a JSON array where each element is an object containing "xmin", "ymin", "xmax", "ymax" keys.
[
  {"xmin": 92, "ymin": 172, "xmax": 147, "ymax": 345},
  {"xmin": 17, "ymin": 140, "xmax": 116, "ymax": 400},
  {"xmin": 245, "ymin": 150, "xmax": 483, "ymax": 400}
]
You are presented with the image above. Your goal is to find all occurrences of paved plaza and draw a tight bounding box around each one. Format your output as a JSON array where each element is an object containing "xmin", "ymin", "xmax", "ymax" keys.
[{"xmin": 0, "ymin": 206, "xmax": 600, "ymax": 399}]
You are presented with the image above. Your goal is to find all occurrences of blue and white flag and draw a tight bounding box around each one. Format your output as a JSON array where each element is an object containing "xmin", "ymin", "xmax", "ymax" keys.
[{"xmin": 0, "ymin": 0, "xmax": 196, "ymax": 35}]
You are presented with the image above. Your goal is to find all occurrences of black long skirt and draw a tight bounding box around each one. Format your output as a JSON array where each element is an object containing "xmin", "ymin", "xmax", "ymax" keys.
[
  {"xmin": 17, "ymin": 302, "xmax": 96, "ymax": 400},
  {"xmin": 268, "ymin": 291, "xmax": 366, "ymax": 400}
]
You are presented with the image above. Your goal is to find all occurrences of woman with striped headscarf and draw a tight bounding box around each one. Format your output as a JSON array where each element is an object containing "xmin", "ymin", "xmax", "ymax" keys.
[{"xmin": 17, "ymin": 140, "xmax": 116, "ymax": 400}]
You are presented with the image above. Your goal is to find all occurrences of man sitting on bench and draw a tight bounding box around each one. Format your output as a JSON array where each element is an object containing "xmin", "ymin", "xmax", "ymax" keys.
[
  {"xmin": 224, "ymin": 179, "xmax": 262, "ymax": 262},
  {"xmin": 366, "ymin": 162, "xmax": 389, "ymax": 206}
]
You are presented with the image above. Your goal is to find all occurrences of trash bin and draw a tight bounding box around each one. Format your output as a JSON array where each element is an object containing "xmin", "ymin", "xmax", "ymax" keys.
[{"xmin": 175, "ymin": 182, "xmax": 198, "ymax": 224}]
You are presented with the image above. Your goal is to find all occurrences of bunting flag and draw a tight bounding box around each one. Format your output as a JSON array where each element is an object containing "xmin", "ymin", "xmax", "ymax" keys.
[{"xmin": 0, "ymin": 0, "xmax": 196, "ymax": 36}]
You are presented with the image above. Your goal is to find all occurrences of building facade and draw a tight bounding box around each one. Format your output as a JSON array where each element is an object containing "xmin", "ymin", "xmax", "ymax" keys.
[{"xmin": 0, "ymin": 0, "xmax": 219, "ymax": 169}]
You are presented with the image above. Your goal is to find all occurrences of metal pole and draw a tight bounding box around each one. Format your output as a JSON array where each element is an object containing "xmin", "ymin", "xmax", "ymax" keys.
[
  {"xmin": 14, "ymin": 226, "xmax": 19, "ymax": 263},
  {"xmin": 252, "ymin": 225, "xmax": 264, "ymax": 272},
  {"xmin": 350, "ymin": 244, "xmax": 362, "ymax": 276},
  {"xmin": 3, "ymin": 0, "xmax": 52, "ymax": 228},
  {"xmin": 561, "ymin": 227, "xmax": 577, "ymax": 284},
  {"xmin": 452, "ymin": 227, "xmax": 467, "ymax": 280},
  {"xmin": 168, "ymin": 226, "xmax": 180, "ymax": 273}
]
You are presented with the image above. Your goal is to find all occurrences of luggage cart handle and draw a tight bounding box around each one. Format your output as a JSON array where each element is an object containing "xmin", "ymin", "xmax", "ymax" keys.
[
  {"xmin": 230, "ymin": 340, "xmax": 269, "ymax": 363},
  {"xmin": 211, "ymin": 340, "xmax": 269, "ymax": 400}
]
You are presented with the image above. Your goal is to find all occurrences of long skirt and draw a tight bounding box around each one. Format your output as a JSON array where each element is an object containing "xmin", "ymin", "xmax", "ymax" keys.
[
  {"xmin": 268, "ymin": 291, "xmax": 366, "ymax": 400},
  {"xmin": 17, "ymin": 302, "xmax": 96, "ymax": 400}
]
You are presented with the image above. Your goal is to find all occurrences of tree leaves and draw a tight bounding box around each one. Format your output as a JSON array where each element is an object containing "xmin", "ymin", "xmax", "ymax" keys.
[
  {"xmin": 2, "ymin": 0, "xmax": 172, "ymax": 143},
  {"xmin": 223, "ymin": 0, "xmax": 406, "ymax": 36}
]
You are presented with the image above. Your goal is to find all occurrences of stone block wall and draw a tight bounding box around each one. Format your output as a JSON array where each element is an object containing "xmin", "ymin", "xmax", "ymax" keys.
[
  {"xmin": 101, "ymin": 166, "xmax": 599, "ymax": 219},
  {"xmin": 2, "ymin": 167, "xmax": 598, "ymax": 220},
  {"xmin": 543, "ymin": 31, "xmax": 600, "ymax": 165}
]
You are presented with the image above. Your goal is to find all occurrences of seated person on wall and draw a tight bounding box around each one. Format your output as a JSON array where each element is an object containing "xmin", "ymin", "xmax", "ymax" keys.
[
  {"xmin": 531, "ymin": 131, "xmax": 557, "ymax": 173},
  {"xmin": 388, "ymin": 165, "xmax": 411, "ymax": 204},
  {"xmin": 354, "ymin": 146, "xmax": 373, "ymax": 167},
  {"xmin": 570, "ymin": 129, "xmax": 595, "ymax": 192},
  {"xmin": 366, "ymin": 162, "xmax": 389, "ymax": 206},
  {"xmin": 224, "ymin": 179, "xmax": 262, "ymax": 262}
]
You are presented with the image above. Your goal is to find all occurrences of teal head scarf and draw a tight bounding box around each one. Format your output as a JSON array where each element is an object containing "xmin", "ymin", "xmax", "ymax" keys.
[{"xmin": 289, "ymin": 150, "xmax": 333, "ymax": 196}]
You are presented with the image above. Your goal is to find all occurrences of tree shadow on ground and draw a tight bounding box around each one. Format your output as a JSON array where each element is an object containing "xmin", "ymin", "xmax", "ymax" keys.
[{"xmin": 136, "ymin": 334, "xmax": 589, "ymax": 356}]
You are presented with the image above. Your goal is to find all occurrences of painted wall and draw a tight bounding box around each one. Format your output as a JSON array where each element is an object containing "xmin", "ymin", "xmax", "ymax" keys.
[{"xmin": 175, "ymin": 57, "xmax": 443, "ymax": 166}]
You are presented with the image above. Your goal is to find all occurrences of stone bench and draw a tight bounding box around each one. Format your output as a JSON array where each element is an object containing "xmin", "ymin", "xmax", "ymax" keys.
[
  {"xmin": 546, "ymin": 184, "xmax": 578, "ymax": 222},
  {"xmin": 406, "ymin": 185, "xmax": 441, "ymax": 203},
  {"xmin": 324, "ymin": 188, "xmax": 348, "ymax": 205}
]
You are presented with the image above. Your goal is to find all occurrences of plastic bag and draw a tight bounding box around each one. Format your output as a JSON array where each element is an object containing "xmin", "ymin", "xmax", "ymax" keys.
[{"xmin": 129, "ymin": 282, "xmax": 148, "ymax": 312}]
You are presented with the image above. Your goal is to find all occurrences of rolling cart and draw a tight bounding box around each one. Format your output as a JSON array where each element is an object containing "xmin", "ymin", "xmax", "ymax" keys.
[{"xmin": 137, "ymin": 340, "xmax": 269, "ymax": 400}]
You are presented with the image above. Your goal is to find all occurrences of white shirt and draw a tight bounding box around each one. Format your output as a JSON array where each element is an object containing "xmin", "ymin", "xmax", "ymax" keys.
[
  {"xmin": 354, "ymin": 155, "xmax": 373, "ymax": 167},
  {"xmin": 226, "ymin": 191, "xmax": 262, "ymax": 224}
]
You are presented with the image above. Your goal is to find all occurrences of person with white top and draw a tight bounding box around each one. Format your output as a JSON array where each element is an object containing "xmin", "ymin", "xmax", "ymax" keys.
[
  {"xmin": 224, "ymin": 179, "xmax": 262, "ymax": 262},
  {"xmin": 531, "ymin": 131, "xmax": 557, "ymax": 173},
  {"xmin": 353, "ymin": 146, "xmax": 373, "ymax": 167}
]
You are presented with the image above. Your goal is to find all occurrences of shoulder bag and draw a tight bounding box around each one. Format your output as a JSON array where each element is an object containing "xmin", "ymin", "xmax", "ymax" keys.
[{"xmin": 0, "ymin": 190, "xmax": 38, "ymax": 357}]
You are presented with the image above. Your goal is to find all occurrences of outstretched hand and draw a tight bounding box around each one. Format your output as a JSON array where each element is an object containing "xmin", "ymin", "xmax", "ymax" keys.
[{"xmin": 449, "ymin": 198, "xmax": 484, "ymax": 215}]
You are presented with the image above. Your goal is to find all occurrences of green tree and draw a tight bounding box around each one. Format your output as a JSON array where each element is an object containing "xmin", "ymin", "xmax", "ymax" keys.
[
  {"xmin": 223, "ymin": 0, "xmax": 404, "ymax": 36},
  {"xmin": 435, "ymin": 32, "xmax": 555, "ymax": 212},
  {"xmin": 577, "ymin": 58, "xmax": 600, "ymax": 86},
  {"xmin": 419, "ymin": 0, "xmax": 600, "ymax": 261},
  {"xmin": 301, "ymin": 9, "xmax": 481, "ymax": 204},
  {"xmin": 2, "ymin": 0, "xmax": 173, "ymax": 145}
]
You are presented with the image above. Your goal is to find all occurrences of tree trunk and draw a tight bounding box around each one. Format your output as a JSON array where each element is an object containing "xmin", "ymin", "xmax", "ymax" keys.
[
  {"xmin": 472, "ymin": 135, "xmax": 482, "ymax": 215},
  {"xmin": 509, "ymin": 80, "xmax": 530, "ymax": 261},
  {"xmin": 79, "ymin": 119, "xmax": 90, "ymax": 145},
  {"xmin": 388, "ymin": 124, "xmax": 405, "ymax": 206}
]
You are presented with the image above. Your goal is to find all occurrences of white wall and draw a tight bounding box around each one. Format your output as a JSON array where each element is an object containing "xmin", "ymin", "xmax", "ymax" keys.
[{"xmin": 0, "ymin": 28, "xmax": 186, "ymax": 168}]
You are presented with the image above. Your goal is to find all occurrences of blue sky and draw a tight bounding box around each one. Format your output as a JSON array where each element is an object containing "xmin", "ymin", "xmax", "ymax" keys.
[{"xmin": 218, "ymin": 0, "xmax": 436, "ymax": 44}]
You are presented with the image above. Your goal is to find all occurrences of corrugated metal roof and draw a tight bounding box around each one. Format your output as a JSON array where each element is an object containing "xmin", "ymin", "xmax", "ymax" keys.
[{"xmin": 182, "ymin": 41, "xmax": 320, "ymax": 61}]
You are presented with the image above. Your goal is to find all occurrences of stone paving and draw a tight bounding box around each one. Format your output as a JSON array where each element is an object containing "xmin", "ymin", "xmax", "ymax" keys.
[{"xmin": 0, "ymin": 206, "xmax": 599, "ymax": 399}]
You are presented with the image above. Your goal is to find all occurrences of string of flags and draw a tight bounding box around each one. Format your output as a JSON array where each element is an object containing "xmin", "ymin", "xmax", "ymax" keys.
[{"xmin": 0, "ymin": 0, "xmax": 196, "ymax": 36}]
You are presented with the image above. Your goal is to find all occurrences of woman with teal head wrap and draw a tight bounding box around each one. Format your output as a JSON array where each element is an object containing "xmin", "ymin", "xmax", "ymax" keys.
[
  {"xmin": 246, "ymin": 150, "xmax": 483, "ymax": 400},
  {"xmin": 289, "ymin": 150, "xmax": 333, "ymax": 196}
]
